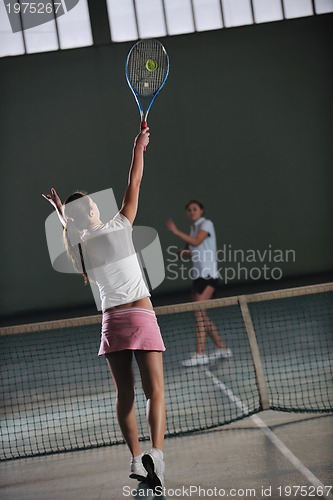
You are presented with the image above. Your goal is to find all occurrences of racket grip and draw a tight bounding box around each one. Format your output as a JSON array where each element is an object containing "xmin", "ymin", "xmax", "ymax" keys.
[{"xmin": 141, "ymin": 120, "xmax": 147, "ymax": 151}]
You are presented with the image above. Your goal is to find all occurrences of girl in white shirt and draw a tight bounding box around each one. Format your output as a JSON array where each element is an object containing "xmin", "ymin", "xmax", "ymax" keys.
[
  {"xmin": 42, "ymin": 127, "xmax": 165, "ymax": 492},
  {"xmin": 167, "ymin": 200, "xmax": 232, "ymax": 367}
]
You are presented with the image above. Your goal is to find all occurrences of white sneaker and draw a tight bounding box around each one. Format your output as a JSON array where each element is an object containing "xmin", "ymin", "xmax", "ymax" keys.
[
  {"xmin": 209, "ymin": 348, "xmax": 233, "ymax": 361},
  {"xmin": 182, "ymin": 353, "xmax": 210, "ymax": 367},
  {"xmin": 142, "ymin": 450, "xmax": 165, "ymax": 491},
  {"xmin": 129, "ymin": 455, "xmax": 147, "ymax": 481}
]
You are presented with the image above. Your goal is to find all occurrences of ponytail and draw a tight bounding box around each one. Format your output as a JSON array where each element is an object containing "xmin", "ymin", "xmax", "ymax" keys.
[
  {"xmin": 63, "ymin": 192, "xmax": 91, "ymax": 285},
  {"xmin": 63, "ymin": 221, "xmax": 89, "ymax": 284}
]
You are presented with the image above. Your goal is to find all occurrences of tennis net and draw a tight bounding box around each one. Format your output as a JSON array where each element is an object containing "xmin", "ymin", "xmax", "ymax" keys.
[{"xmin": 1, "ymin": 283, "xmax": 332, "ymax": 460}]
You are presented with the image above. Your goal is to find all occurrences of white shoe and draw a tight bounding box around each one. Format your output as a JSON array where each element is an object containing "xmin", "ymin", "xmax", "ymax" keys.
[
  {"xmin": 182, "ymin": 353, "xmax": 209, "ymax": 367},
  {"xmin": 142, "ymin": 450, "xmax": 165, "ymax": 491},
  {"xmin": 209, "ymin": 348, "xmax": 233, "ymax": 361},
  {"xmin": 129, "ymin": 455, "xmax": 147, "ymax": 481}
]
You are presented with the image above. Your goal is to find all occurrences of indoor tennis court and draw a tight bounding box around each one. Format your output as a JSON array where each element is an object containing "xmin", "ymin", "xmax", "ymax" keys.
[
  {"xmin": 1, "ymin": 1, "xmax": 332, "ymax": 499},
  {"xmin": 1, "ymin": 285, "xmax": 332, "ymax": 498}
]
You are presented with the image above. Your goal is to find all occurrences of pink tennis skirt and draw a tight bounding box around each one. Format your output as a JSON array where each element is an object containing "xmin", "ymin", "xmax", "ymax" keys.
[{"xmin": 99, "ymin": 307, "xmax": 166, "ymax": 356}]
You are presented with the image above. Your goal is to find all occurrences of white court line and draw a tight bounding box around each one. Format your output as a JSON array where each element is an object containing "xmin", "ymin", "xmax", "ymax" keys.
[{"xmin": 204, "ymin": 369, "xmax": 333, "ymax": 500}]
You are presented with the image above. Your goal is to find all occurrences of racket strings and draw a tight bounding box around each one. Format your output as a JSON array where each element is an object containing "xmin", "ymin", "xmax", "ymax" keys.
[{"xmin": 127, "ymin": 40, "xmax": 168, "ymax": 97}]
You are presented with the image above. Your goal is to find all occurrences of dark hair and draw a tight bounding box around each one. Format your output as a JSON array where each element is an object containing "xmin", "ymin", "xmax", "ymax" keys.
[
  {"xmin": 63, "ymin": 191, "xmax": 91, "ymax": 284},
  {"xmin": 185, "ymin": 199, "xmax": 205, "ymax": 211}
]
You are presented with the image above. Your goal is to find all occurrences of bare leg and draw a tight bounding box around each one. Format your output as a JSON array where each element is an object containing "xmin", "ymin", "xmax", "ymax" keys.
[
  {"xmin": 193, "ymin": 309, "xmax": 207, "ymax": 354},
  {"xmin": 105, "ymin": 350, "xmax": 141, "ymax": 457},
  {"xmin": 193, "ymin": 285, "xmax": 225, "ymax": 352},
  {"xmin": 135, "ymin": 351, "xmax": 166, "ymax": 451},
  {"xmin": 203, "ymin": 311, "xmax": 227, "ymax": 349}
]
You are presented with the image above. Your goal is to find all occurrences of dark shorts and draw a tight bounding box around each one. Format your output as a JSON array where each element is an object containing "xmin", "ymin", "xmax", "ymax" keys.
[{"xmin": 192, "ymin": 277, "xmax": 219, "ymax": 296}]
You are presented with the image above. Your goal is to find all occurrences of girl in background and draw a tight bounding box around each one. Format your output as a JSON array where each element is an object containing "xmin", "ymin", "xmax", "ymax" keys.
[{"xmin": 167, "ymin": 200, "xmax": 232, "ymax": 367}]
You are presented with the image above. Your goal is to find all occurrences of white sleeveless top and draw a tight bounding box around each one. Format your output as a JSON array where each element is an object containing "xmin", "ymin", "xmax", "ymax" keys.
[{"xmin": 81, "ymin": 212, "xmax": 150, "ymax": 310}]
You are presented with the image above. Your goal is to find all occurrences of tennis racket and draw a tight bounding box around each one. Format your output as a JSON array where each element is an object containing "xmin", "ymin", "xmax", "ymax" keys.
[{"xmin": 126, "ymin": 39, "xmax": 169, "ymax": 131}]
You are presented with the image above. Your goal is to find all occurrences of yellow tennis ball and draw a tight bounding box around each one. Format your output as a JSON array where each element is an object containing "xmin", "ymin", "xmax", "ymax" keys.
[{"xmin": 146, "ymin": 59, "xmax": 158, "ymax": 72}]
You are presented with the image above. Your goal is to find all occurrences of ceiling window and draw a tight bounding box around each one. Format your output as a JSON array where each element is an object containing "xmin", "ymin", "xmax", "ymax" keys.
[
  {"xmin": 0, "ymin": 0, "xmax": 92, "ymax": 58},
  {"xmin": 1, "ymin": 0, "xmax": 332, "ymax": 58}
]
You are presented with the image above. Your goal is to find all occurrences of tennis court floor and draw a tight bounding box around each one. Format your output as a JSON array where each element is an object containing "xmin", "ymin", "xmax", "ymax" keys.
[{"xmin": 1, "ymin": 411, "xmax": 332, "ymax": 500}]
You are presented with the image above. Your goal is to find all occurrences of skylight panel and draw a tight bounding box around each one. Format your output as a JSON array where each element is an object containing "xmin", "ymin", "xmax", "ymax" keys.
[
  {"xmin": 252, "ymin": 0, "xmax": 284, "ymax": 23},
  {"xmin": 192, "ymin": 0, "xmax": 224, "ymax": 31},
  {"xmin": 135, "ymin": 0, "xmax": 167, "ymax": 38},
  {"xmin": 314, "ymin": 0, "xmax": 333, "ymax": 13},
  {"xmin": 283, "ymin": 0, "xmax": 313, "ymax": 18},
  {"xmin": 163, "ymin": 0, "xmax": 195, "ymax": 35},
  {"xmin": 0, "ymin": 2, "xmax": 25, "ymax": 57},
  {"xmin": 221, "ymin": 0, "xmax": 254, "ymax": 28},
  {"xmin": 106, "ymin": 0, "xmax": 138, "ymax": 42},
  {"xmin": 57, "ymin": 0, "xmax": 93, "ymax": 49}
]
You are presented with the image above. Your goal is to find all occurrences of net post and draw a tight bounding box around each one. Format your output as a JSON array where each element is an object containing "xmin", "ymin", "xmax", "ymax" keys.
[{"xmin": 238, "ymin": 295, "xmax": 270, "ymax": 411}]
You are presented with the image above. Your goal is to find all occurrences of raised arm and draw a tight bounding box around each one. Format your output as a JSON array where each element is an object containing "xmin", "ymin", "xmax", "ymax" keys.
[
  {"xmin": 42, "ymin": 188, "xmax": 66, "ymax": 227},
  {"xmin": 120, "ymin": 127, "xmax": 150, "ymax": 225},
  {"xmin": 167, "ymin": 219, "xmax": 208, "ymax": 247}
]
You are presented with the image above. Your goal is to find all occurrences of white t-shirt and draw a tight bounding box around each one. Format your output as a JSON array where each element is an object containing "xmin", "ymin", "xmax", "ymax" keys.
[
  {"xmin": 81, "ymin": 213, "xmax": 150, "ymax": 310},
  {"xmin": 189, "ymin": 217, "xmax": 219, "ymax": 279}
]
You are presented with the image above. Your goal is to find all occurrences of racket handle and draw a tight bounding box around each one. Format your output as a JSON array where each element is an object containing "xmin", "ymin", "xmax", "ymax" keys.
[{"xmin": 141, "ymin": 120, "xmax": 147, "ymax": 151}]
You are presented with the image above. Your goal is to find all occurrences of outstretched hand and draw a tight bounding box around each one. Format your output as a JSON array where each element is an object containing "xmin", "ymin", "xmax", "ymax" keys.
[
  {"xmin": 42, "ymin": 188, "xmax": 66, "ymax": 228},
  {"xmin": 167, "ymin": 219, "xmax": 179, "ymax": 235},
  {"xmin": 42, "ymin": 188, "xmax": 63, "ymax": 214}
]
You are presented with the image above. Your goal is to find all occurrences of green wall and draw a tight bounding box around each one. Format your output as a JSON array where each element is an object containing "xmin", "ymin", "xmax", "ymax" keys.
[{"xmin": 0, "ymin": 15, "xmax": 332, "ymax": 321}]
